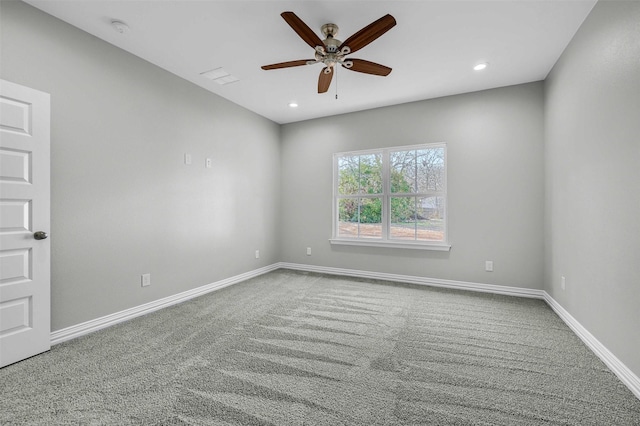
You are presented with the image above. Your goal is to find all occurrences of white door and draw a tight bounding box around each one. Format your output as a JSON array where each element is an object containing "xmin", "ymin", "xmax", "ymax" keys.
[{"xmin": 0, "ymin": 79, "xmax": 51, "ymax": 368}]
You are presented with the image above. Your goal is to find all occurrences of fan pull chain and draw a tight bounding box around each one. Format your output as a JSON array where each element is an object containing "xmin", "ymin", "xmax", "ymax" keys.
[{"xmin": 335, "ymin": 66, "xmax": 339, "ymax": 100}]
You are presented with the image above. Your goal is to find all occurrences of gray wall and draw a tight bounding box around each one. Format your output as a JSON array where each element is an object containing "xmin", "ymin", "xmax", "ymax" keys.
[
  {"xmin": 544, "ymin": 1, "xmax": 640, "ymax": 376},
  {"xmin": 0, "ymin": 1, "xmax": 282, "ymax": 331},
  {"xmin": 281, "ymin": 83, "xmax": 545, "ymax": 289}
]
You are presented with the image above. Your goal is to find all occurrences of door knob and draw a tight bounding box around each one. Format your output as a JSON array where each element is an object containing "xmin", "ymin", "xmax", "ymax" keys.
[{"xmin": 34, "ymin": 231, "xmax": 48, "ymax": 240}]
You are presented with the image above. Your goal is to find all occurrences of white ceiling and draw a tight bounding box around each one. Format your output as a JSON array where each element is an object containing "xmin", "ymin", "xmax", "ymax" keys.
[{"xmin": 25, "ymin": 1, "xmax": 596, "ymax": 124}]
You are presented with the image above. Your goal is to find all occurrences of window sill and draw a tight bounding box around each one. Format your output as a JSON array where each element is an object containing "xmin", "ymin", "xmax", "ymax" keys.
[{"xmin": 329, "ymin": 238, "xmax": 451, "ymax": 251}]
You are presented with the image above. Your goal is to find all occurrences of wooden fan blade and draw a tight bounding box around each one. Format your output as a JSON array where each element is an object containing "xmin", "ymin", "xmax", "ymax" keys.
[
  {"xmin": 339, "ymin": 14, "xmax": 396, "ymax": 55},
  {"xmin": 318, "ymin": 67, "xmax": 333, "ymax": 93},
  {"xmin": 343, "ymin": 59, "xmax": 392, "ymax": 76},
  {"xmin": 262, "ymin": 60, "xmax": 314, "ymax": 70},
  {"xmin": 281, "ymin": 11, "xmax": 324, "ymax": 49}
]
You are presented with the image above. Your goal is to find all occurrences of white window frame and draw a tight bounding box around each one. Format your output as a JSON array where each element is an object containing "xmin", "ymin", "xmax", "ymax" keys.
[{"xmin": 330, "ymin": 142, "xmax": 450, "ymax": 251}]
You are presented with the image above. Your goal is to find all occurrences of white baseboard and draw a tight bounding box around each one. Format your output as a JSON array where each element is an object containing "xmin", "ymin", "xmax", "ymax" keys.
[
  {"xmin": 49, "ymin": 261, "xmax": 639, "ymax": 401},
  {"xmin": 279, "ymin": 262, "xmax": 544, "ymax": 299},
  {"xmin": 543, "ymin": 292, "xmax": 640, "ymax": 400},
  {"xmin": 50, "ymin": 263, "xmax": 280, "ymax": 345},
  {"xmin": 281, "ymin": 262, "xmax": 639, "ymax": 400}
]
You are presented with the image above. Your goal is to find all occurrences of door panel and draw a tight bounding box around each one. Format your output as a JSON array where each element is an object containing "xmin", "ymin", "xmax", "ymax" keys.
[
  {"xmin": 0, "ymin": 148, "xmax": 31, "ymax": 183},
  {"xmin": 0, "ymin": 200, "xmax": 32, "ymax": 232},
  {"xmin": 0, "ymin": 79, "xmax": 50, "ymax": 368}
]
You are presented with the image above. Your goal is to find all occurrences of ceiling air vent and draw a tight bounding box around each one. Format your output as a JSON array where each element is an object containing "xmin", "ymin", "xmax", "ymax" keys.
[{"xmin": 200, "ymin": 68, "xmax": 239, "ymax": 85}]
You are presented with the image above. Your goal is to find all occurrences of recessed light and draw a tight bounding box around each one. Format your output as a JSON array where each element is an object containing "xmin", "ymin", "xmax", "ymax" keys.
[
  {"xmin": 288, "ymin": 102, "xmax": 298, "ymax": 108},
  {"xmin": 474, "ymin": 62, "xmax": 488, "ymax": 71}
]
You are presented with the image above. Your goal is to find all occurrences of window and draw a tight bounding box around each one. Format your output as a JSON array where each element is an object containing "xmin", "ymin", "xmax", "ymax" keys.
[{"xmin": 332, "ymin": 143, "xmax": 449, "ymax": 250}]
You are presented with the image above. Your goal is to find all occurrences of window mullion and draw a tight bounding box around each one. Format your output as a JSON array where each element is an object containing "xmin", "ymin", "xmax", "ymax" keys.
[
  {"xmin": 413, "ymin": 196, "xmax": 418, "ymax": 240},
  {"xmin": 357, "ymin": 155, "xmax": 361, "ymax": 238},
  {"xmin": 382, "ymin": 149, "xmax": 390, "ymax": 241}
]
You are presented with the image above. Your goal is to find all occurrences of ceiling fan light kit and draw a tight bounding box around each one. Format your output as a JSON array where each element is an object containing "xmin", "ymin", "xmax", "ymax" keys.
[{"xmin": 262, "ymin": 12, "xmax": 396, "ymax": 94}]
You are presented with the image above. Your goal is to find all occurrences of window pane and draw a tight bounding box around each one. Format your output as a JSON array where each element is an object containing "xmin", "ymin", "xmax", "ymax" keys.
[
  {"xmin": 359, "ymin": 198, "xmax": 382, "ymax": 239},
  {"xmin": 390, "ymin": 196, "xmax": 417, "ymax": 240},
  {"xmin": 390, "ymin": 150, "xmax": 416, "ymax": 193},
  {"xmin": 337, "ymin": 198, "xmax": 358, "ymax": 238},
  {"xmin": 417, "ymin": 148, "xmax": 445, "ymax": 192},
  {"xmin": 359, "ymin": 154, "xmax": 382, "ymax": 194},
  {"xmin": 416, "ymin": 196, "xmax": 445, "ymax": 241},
  {"xmin": 337, "ymin": 197, "xmax": 382, "ymax": 239},
  {"xmin": 338, "ymin": 156, "xmax": 359, "ymax": 195}
]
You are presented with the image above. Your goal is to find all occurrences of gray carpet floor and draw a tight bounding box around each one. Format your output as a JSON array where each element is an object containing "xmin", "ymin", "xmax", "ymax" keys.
[{"xmin": 1, "ymin": 269, "xmax": 639, "ymax": 425}]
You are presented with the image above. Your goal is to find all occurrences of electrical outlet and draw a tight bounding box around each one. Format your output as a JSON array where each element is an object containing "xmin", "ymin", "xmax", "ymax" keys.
[
  {"xmin": 561, "ymin": 276, "xmax": 566, "ymax": 290},
  {"xmin": 184, "ymin": 153, "xmax": 192, "ymax": 165},
  {"xmin": 485, "ymin": 261, "xmax": 494, "ymax": 272},
  {"xmin": 306, "ymin": 247, "xmax": 311, "ymax": 256},
  {"xmin": 255, "ymin": 250, "xmax": 260, "ymax": 259},
  {"xmin": 205, "ymin": 158, "xmax": 212, "ymax": 168},
  {"xmin": 141, "ymin": 273, "xmax": 151, "ymax": 287}
]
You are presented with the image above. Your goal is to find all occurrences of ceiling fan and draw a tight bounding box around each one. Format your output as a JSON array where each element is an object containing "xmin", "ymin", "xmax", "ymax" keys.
[{"xmin": 261, "ymin": 12, "xmax": 396, "ymax": 94}]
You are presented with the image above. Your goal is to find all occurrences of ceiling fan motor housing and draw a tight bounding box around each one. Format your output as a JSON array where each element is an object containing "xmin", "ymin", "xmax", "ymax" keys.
[
  {"xmin": 318, "ymin": 23, "xmax": 347, "ymax": 70},
  {"xmin": 321, "ymin": 24, "xmax": 341, "ymax": 54}
]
